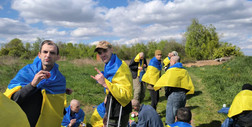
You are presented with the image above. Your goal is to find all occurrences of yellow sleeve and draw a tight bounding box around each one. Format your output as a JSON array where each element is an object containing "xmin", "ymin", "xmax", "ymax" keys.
[{"xmin": 105, "ymin": 61, "xmax": 133, "ymax": 107}]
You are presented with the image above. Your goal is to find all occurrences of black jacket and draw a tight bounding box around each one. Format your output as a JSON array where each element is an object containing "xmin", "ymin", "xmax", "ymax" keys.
[{"xmin": 129, "ymin": 57, "xmax": 147, "ymax": 79}]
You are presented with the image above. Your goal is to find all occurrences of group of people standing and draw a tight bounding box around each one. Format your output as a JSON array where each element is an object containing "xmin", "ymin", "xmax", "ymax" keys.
[
  {"xmin": 129, "ymin": 49, "xmax": 194, "ymax": 127},
  {"xmin": 1, "ymin": 40, "xmax": 250, "ymax": 127}
]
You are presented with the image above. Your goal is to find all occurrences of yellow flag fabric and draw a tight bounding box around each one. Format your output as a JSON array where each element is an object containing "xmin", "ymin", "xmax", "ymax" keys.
[
  {"xmin": 36, "ymin": 89, "xmax": 65, "ymax": 127},
  {"xmin": 4, "ymin": 86, "xmax": 22, "ymax": 98},
  {"xmin": 134, "ymin": 53, "xmax": 141, "ymax": 62},
  {"xmin": 228, "ymin": 90, "xmax": 252, "ymax": 118},
  {"xmin": 105, "ymin": 61, "xmax": 133, "ymax": 107},
  {"xmin": 163, "ymin": 57, "xmax": 170, "ymax": 67},
  {"xmin": 134, "ymin": 53, "xmax": 144, "ymax": 77},
  {"xmin": 90, "ymin": 108, "xmax": 104, "ymax": 127},
  {"xmin": 154, "ymin": 68, "xmax": 194, "ymax": 94},
  {"xmin": 142, "ymin": 66, "xmax": 161, "ymax": 85},
  {"xmin": 0, "ymin": 92, "xmax": 30, "ymax": 127}
]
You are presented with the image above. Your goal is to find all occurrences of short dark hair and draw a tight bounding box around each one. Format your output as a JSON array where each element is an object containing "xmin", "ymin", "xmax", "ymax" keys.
[
  {"xmin": 39, "ymin": 40, "xmax": 59, "ymax": 55},
  {"xmin": 176, "ymin": 107, "xmax": 192, "ymax": 123}
]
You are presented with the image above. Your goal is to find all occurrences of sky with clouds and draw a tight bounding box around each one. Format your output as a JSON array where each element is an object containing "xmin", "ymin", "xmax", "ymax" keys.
[{"xmin": 0, "ymin": 0, "xmax": 252, "ymax": 56}]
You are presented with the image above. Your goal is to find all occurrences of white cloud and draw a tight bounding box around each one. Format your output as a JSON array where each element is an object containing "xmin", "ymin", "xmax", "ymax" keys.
[
  {"xmin": 46, "ymin": 29, "xmax": 66, "ymax": 36},
  {"xmin": 71, "ymin": 27, "xmax": 104, "ymax": 37}
]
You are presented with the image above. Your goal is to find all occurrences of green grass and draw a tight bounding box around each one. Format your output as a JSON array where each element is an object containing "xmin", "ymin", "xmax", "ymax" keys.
[{"xmin": 1, "ymin": 56, "xmax": 251, "ymax": 127}]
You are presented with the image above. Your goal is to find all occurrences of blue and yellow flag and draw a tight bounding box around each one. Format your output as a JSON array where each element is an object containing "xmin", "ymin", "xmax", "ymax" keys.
[
  {"xmin": 228, "ymin": 90, "xmax": 252, "ymax": 118},
  {"xmin": 103, "ymin": 54, "xmax": 133, "ymax": 107},
  {"xmin": 4, "ymin": 56, "xmax": 66, "ymax": 127},
  {"xmin": 163, "ymin": 57, "xmax": 170, "ymax": 67},
  {"xmin": 154, "ymin": 63, "xmax": 194, "ymax": 94},
  {"xmin": 134, "ymin": 53, "xmax": 144, "ymax": 77},
  {"xmin": 62, "ymin": 105, "xmax": 86, "ymax": 127},
  {"xmin": 142, "ymin": 57, "xmax": 162, "ymax": 85},
  {"xmin": 0, "ymin": 92, "xmax": 30, "ymax": 127},
  {"xmin": 90, "ymin": 102, "xmax": 106, "ymax": 127}
]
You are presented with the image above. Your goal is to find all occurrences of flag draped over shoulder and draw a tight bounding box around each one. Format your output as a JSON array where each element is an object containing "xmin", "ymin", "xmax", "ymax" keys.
[
  {"xmin": 228, "ymin": 90, "xmax": 252, "ymax": 118},
  {"xmin": 4, "ymin": 56, "xmax": 66, "ymax": 97},
  {"xmin": 103, "ymin": 54, "xmax": 133, "ymax": 107},
  {"xmin": 90, "ymin": 102, "xmax": 106, "ymax": 127},
  {"xmin": 4, "ymin": 56, "xmax": 66, "ymax": 127},
  {"xmin": 154, "ymin": 63, "xmax": 194, "ymax": 94},
  {"xmin": 134, "ymin": 53, "xmax": 144, "ymax": 77},
  {"xmin": 0, "ymin": 92, "xmax": 30, "ymax": 127},
  {"xmin": 61, "ymin": 105, "xmax": 85, "ymax": 127},
  {"xmin": 141, "ymin": 57, "xmax": 162, "ymax": 85},
  {"xmin": 163, "ymin": 57, "xmax": 170, "ymax": 67}
]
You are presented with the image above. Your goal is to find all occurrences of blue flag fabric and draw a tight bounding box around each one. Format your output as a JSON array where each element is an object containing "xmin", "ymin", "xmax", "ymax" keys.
[
  {"xmin": 149, "ymin": 57, "xmax": 162, "ymax": 70},
  {"xmin": 97, "ymin": 102, "xmax": 106, "ymax": 118},
  {"xmin": 103, "ymin": 54, "xmax": 122, "ymax": 82},
  {"xmin": 7, "ymin": 56, "xmax": 66, "ymax": 94},
  {"xmin": 61, "ymin": 106, "xmax": 85, "ymax": 127},
  {"xmin": 168, "ymin": 62, "xmax": 184, "ymax": 69}
]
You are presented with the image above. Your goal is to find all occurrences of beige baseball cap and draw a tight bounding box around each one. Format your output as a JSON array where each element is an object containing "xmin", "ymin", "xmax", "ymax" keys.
[
  {"xmin": 155, "ymin": 50, "xmax": 162, "ymax": 56},
  {"xmin": 94, "ymin": 41, "xmax": 112, "ymax": 52}
]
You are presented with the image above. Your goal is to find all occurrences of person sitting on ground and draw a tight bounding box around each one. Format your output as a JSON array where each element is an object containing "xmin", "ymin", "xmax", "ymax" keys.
[
  {"xmin": 62, "ymin": 99, "xmax": 86, "ymax": 127},
  {"xmin": 129, "ymin": 99, "xmax": 163, "ymax": 127},
  {"xmin": 223, "ymin": 83, "xmax": 252, "ymax": 127},
  {"xmin": 167, "ymin": 107, "xmax": 192, "ymax": 127}
]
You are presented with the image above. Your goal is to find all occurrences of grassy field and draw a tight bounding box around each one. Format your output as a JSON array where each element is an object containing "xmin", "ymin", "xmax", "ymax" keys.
[{"xmin": 0, "ymin": 56, "xmax": 251, "ymax": 127}]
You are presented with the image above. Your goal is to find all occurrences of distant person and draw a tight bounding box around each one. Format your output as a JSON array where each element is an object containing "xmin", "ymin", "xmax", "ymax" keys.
[
  {"xmin": 129, "ymin": 52, "xmax": 148, "ymax": 103},
  {"xmin": 129, "ymin": 99, "xmax": 163, "ymax": 127},
  {"xmin": 4, "ymin": 40, "xmax": 67, "ymax": 127},
  {"xmin": 167, "ymin": 107, "xmax": 192, "ymax": 127},
  {"xmin": 62, "ymin": 99, "xmax": 86, "ymax": 127},
  {"xmin": 163, "ymin": 51, "xmax": 178, "ymax": 98},
  {"xmin": 141, "ymin": 50, "xmax": 162, "ymax": 110},
  {"xmin": 91, "ymin": 41, "xmax": 133, "ymax": 127},
  {"xmin": 222, "ymin": 83, "xmax": 252, "ymax": 127},
  {"xmin": 0, "ymin": 92, "xmax": 30, "ymax": 126},
  {"xmin": 154, "ymin": 56, "xmax": 194, "ymax": 125},
  {"xmin": 163, "ymin": 51, "xmax": 178, "ymax": 71}
]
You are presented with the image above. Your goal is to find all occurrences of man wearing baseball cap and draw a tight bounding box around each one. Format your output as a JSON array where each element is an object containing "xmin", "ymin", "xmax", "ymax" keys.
[
  {"xmin": 91, "ymin": 41, "xmax": 133, "ymax": 127},
  {"xmin": 141, "ymin": 50, "xmax": 162, "ymax": 110}
]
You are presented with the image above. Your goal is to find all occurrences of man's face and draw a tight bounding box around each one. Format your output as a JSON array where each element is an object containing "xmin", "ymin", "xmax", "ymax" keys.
[
  {"xmin": 155, "ymin": 54, "xmax": 162, "ymax": 61},
  {"xmin": 168, "ymin": 53, "xmax": 172, "ymax": 58},
  {"xmin": 97, "ymin": 48, "xmax": 113, "ymax": 64},
  {"xmin": 38, "ymin": 43, "xmax": 59, "ymax": 67},
  {"xmin": 71, "ymin": 104, "xmax": 80, "ymax": 113},
  {"xmin": 170, "ymin": 57, "xmax": 176, "ymax": 66}
]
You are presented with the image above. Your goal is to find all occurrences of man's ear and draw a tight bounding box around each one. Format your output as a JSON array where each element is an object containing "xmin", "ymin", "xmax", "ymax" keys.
[{"xmin": 175, "ymin": 116, "xmax": 178, "ymax": 122}]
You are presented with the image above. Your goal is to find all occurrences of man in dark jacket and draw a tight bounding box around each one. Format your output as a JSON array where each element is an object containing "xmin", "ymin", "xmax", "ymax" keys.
[
  {"xmin": 129, "ymin": 99, "xmax": 163, "ymax": 127},
  {"xmin": 129, "ymin": 52, "xmax": 147, "ymax": 103}
]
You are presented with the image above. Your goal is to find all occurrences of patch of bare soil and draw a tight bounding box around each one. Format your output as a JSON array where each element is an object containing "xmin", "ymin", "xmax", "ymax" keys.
[{"xmin": 183, "ymin": 60, "xmax": 224, "ymax": 67}]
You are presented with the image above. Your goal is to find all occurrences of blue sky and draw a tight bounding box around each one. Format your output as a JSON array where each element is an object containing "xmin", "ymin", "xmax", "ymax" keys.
[{"xmin": 0, "ymin": 0, "xmax": 252, "ymax": 56}]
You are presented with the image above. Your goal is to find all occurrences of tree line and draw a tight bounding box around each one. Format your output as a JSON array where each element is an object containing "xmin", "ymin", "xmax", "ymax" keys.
[{"xmin": 0, "ymin": 19, "xmax": 243, "ymax": 61}]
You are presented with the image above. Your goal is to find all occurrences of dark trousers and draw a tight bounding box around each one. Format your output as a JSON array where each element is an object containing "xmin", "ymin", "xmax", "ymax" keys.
[{"xmin": 149, "ymin": 89, "xmax": 159, "ymax": 110}]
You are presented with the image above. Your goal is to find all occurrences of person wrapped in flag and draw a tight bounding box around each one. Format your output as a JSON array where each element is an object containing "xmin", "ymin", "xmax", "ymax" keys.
[
  {"xmin": 141, "ymin": 50, "xmax": 162, "ymax": 110},
  {"xmin": 90, "ymin": 102, "xmax": 106, "ymax": 127},
  {"xmin": 62, "ymin": 99, "xmax": 86, "ymax": 127},
  {"xmin": 163, "ymin": 51, "xmax": 178, "ymax": 98},
  {"xmin": 154, "ymin": 56, "xmax": 194, "ymax": 125},
  {"xmin": 129, "ymin": 52, "xmax": 148, "ymax": 103},
  {"xmin": 4, "ymin": 40, "xmax": 66, "ymax": 127},
  {"xmin": 91, "ymin": 41, "xmax": 133, "ymax": 127}
]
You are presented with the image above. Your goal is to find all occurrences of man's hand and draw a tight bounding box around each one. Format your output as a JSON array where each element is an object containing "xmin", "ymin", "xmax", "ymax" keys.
[
  {"xmin": 143, "ymin": 64, "xmax": 147, "ymax": 68},
  {"xmin": 138, "ymin": 67, "xmax": 143, "ymax": 70},
  {"xmin": 91, "ymin": 68, "xmax": 108, "ymax": 89},
  {"xmin": 30, "ymin": 70, "xmax": 50, "ymax": 87},
  {"xmin": 69, "ymin": 119, "xmax": 76, "ymax": 127}
]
